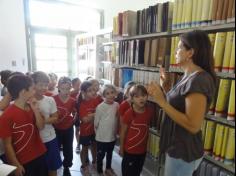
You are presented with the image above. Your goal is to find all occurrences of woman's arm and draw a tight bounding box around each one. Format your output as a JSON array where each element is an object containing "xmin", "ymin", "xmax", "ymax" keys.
[
  {"xmin": 0, "ymin": 92, "xmax": 11, "ymax": 110},
  {"xmin": 148, "ymin": 82, "xmax": 207, "ymax": 134}
]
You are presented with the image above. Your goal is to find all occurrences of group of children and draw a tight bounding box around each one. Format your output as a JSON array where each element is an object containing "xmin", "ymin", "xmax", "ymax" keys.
[{"xmin": 0, "ymin": 70, "xmax": 155, "ymax": 176}]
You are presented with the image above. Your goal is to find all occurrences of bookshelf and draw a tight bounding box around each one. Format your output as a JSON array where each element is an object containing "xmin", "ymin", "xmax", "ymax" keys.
[{"xmin": 112, "ymin": 0, "xmax": 235, "ymax": 175}]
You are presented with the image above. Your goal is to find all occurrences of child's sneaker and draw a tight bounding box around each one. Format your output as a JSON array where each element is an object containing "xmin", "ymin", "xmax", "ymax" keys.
[
  {"xmin": 105, "ymin": 169, "xmax": 117, "ymax": 176},
  {"xmin": 80, "ymin": 166, "xmax": 91, "ymax": 176}
]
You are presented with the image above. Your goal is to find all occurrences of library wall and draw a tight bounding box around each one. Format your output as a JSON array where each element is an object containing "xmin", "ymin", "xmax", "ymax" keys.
[{"xmin": 0, "ymin": 0, "xmax": 28, "ymax": 72}]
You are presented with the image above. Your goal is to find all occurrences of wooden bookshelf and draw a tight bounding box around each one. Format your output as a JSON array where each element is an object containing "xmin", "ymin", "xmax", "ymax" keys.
[
  {"xmin": 113, "ymin": 23, "xmax": 235, "ymax": 41},
  {"xmin": 112, "ymin": 64, "xmax": 160, "ymax": 72},
  {"xmin": 206, "ymin": 114, "xmax": 235, "ymax": 127},
  {"xmin": 204, "ymin": 155, "xmax": 235, "ymax": 174}
]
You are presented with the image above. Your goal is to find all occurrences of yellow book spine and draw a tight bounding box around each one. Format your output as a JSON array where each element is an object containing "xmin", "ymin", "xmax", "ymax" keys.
[
  {"xmin": 172, "ymin": 0, "xmax": 178, "ymax": 30},
  {"xmin": 154, "ymin": 136, "xmax": 158, "ymax": 158},
  {"xmin": 208, "ymin": 33, "xmax": 216, "ymax": 51},
  {"xmin": 170, "ymin": 37, "xmax": 176, "ymax": 67},
  {"xmin": 222, "ymin": 32, "xmax": 234, "ymax": 72},
  {"xmin": 180, "ymin": 0, "xmax": 187, "ymax": 28},
  {"xmin": 204, "ymin": 120, "xmax": 216, "ymax": 154},
  {"xmin": 227, "ymin": 80, "xmax": 235, "ymax": 121},
  {"xmin": 215, "ymin": 79, "xmax": 231, "ymax": 118},
  {"xmin": 176, "ymin": 0, "xmax": 183, "ymax": 29},
  {"xmin": 175, "ymin": 37, "xmax": 180, "ymax": 69},
  {"xmin": 201, "ymin": 0, "xmax": 211, "ymax": 26},
  {"xmin": 184, "ymin": 0, "xmax": 193, "ymax": 28},
  {"xmin": 229, "ymin": 32, "xmax": 235, "ymax": 73},
  {"xmin": 150, "ymin": 134, "xmax": 154, "ymax": 157},
  {"xmin": 208, "ymin": 0, "xmax": 214, "ymax": 25},
  {"xmin": 224, "ymin": 128, "xmax": 235, "ymax": 165},
  {"xmin": 201, "ymin": 120, "xmax": 207, "ymax": 141},
  {"xmin": 191, "ymin": 0, "xmax": 198, "ymax": 27},
  {"xmin": 220, "ymin": 126, "xmax": 229, "ymax": 161},
  {"xmin": 213, "ymin": 124, "xmax": 225, "ymax": 161},
  {"xmin": 214, "ymin": 32, "xmax": 227, "ymax": 72},
  {"xmin": 196, "ymin": 0, "xmax": 203, "ymax": 26}
]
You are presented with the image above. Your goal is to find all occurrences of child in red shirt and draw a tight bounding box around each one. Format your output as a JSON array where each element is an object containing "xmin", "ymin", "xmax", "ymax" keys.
[
  {"xmin": 90, "ymin": 79, "xmax": 103, "ymax": 105},
  {"xmin": 120, "ymin": 84, "xmax": 154, "ymax": 176},
  {"xmin": 77, "ymin": 81, "xmax": 97, "ymax": 175},
  {"xmin": 53, "ymin": 77, "xmax": 76, "ymax": 176},
  {"xmin": 0, "ymin": 75, "xmax": 47, "ymax": 176}
]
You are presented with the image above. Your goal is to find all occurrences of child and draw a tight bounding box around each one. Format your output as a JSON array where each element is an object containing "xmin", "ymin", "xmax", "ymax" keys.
[
  {"xmin": 119, "ymin": 81, "xmax": 136, "ymax": 119},
  {"xmin": 31, "ymin": 71, "xmax": 62, "ymax": 176},
  {"xmin": 53, "ymin": 76, "xmax": 76, "ymax": 176},
  {"xmin": 71, "ymin": 78, "xmax": 82, "ymax": 153},
  {"xmin": 94, "ymin": 84, "xmax": 119, "ymax": 176},
  {"xmin": 0, "ymin": 70, "xmax": 12, "ymax": 96},
  {"xmin": 120, "ymin": 85, "xmax": 154, "ymax": 176},
  {"xmin": 77, "ymin": 81, "xmax": 97, "ymax": 175},
  {"xmin": 90, "ymin": 79, "xmax": 103, "ymax": 105},
  {"xmin": 45, "ymin": 72, "xmax": 58, "ymax": 96},
  {"xmin": 0, "ymin": 75, "xmax": 47, "ymax": 176},
  {"xmin": 71, "ymin": 78, "xmax": 81, "ymax": 100}
]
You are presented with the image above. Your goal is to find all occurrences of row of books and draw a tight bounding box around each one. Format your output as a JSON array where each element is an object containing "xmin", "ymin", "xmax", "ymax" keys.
[
  {"xmin": 202, "ymin": 120, "xmax": 235, "ymax": 165},
  {"xmin": 77, "ymin": 36, "xmax": 95, "ymax": 46},
  {"xmin": 116, "ymin": 38, "xmax": 171, "ymax": 68},
  {"xmin": 172, "ymin": 0, "xmax": 235, "ymax": 30},
  {"xmin": 147, "ymin": 132, "xmax": 160, "ymax": 159},
  {"xmin": 195, "ymin": 159, "xmax": 234, "ymax": 176},
  {"xmin": 113, "ymin": 1, "xmax": 173, "ymax": 37},
  {"xmin": 170, "ymin": 32, "xmax": 235, "ymax": 73},
  {"xmin": 209, "ymin": 79, "xmax": 235, "ymax": 121}
]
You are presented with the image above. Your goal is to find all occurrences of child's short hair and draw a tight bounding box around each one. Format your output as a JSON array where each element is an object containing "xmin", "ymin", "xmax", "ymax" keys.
[
  {"xmin": 129, "ymin": 84, "xmax": 148, "ymax": 98},
  {"xmin": 80, "ymin": 81, "xmax": 93, "ymax": 92},
  {"xmin": 31, "ymin": 71, "xmax": 50, "ymax": 84},
  {"xmin": 48, "ymin": 72, "xmax": 58, "ymax": 81},
  {"xmin": 7, "ymin": 75, "xmax": 33, "ymax": 100},
  {"xmin": 58, "ymin": 76, "xmax": 72, "ymax": 86},
  {"xmin": 102, "ymin": 84, "xmax": 117, "ymax": 97},
  {"xmin": 72, "ymin": 78, "xmax": 81, "ymax": 86},
  {"xmin": 124, "ymin": 81, "xmax": 136, "ymax": 98},
  {"xmin": 0, "ymin": 70, "xmax": 13, "ymax": 86}
]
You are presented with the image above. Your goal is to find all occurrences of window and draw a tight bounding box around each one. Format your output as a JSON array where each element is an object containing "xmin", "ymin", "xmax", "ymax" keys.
[{"xmin": 26, "ymin": 0, "xmax": 103, "ymax": 77}]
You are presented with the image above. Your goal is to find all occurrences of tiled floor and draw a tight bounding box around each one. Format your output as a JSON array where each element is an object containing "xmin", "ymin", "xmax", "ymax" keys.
[{"xmin": 57, "ymin": 139, "xmax": 154, "ymax": 176}]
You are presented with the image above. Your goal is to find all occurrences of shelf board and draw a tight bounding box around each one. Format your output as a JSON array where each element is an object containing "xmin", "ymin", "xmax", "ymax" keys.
[
  {"xmin": 113, "ymin": 31, "xmax": 170, "ymax": 41},
  {"xmin": 112, "ymin": 64, "xmax": 160, "ymax": 72},
  {"xmin": 172, "ymin": 22, "xmax": 236, "ymax": 36},
  {"xmin": 169, "ymin": 68, "xmax": 236, "ymax": 79},
  {"xmin": 206, "ymin": 114, "xmax": 235, "ymax": 127},
  {"xmin": 216, "ymin": 72, "xmax": 235, "ymax": 79},
  {"xmin": 113, "ymin": 23, "xmax": 235, "ymax": 41},
  {"xmin": 102, "ymin": 42, "xmax": 115, "ymax": 46},
  {"xmin": 204, "ymin": 155, "xmax": 235, "ymax": 174}
]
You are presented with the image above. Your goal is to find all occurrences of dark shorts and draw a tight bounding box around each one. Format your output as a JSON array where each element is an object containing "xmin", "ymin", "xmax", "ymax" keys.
[
  {"xmin": 80, "ymin": 135, "xmax": 95, "ymax": 146},
  {"xmin": 45, "ymin": 138, "xmax": 62, "ymax": 170}
]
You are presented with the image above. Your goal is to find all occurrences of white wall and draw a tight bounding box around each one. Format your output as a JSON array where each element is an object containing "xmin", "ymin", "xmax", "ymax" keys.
[
  {"xmin": 0, "ymin": 0, "xmax": 28, "ymax": 73},
  {"xmin": 73, "ymin": 0, "xmax": 167, "ymax": 27}
]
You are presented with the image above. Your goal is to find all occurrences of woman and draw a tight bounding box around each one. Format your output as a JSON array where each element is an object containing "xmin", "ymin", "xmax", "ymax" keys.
[{"xmin": 148, "ymin": 30, "xmax": 216, "ymax": 176}]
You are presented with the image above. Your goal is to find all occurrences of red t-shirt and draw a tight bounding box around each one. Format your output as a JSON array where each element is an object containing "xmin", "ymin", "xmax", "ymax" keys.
[
  {"xmin": 53, "ymin": 95, "xmax": 76, "ymax": 130},
  {"xmin": 78, "ymin": 99, "xmax": 100, "ymax": 137},
  {"xmin": 94, "ymin": 95, "xmax": 103, "ymax": 105},
  {"xmin": 70, "ymin": 91, "xmax": 79, "ymax": 101},
  {"xmin": 0, "ymin": 105, "xmax": 46, "ymax": 165},
  {"xmin": 119, "ymin": 100, "xmax": 131, "ymax": 117},
  {"xmin": 123, "ymin": 107, "xmax": 154, "ymax": 154}
]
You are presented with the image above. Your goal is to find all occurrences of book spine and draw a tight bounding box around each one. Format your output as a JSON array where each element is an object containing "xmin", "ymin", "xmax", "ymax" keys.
[
  {"xmin": 227, "ymin": 80, "xmax": 235, "ymax": 121},
  {"xmin": 204, "ymin": 120, "xmax": 216, "ymax": 154},
  {"xmin": 213, "ymin": 124, "xmax": 225, "ymax": 161},
  {"xmin": 222, "ymin": 32, "xmax": 234, "ymax": 72},
  {"xmin": 215, "ymin": 79, "xmax": 231, "ymax": 118},
  {"xmin": 229, "ymin": 33, "xmax": 235, "ymax": 73},
  {"xmin": 224, "ymin": 128, "xmax": 235, "ymax": 165},
  {"xmin": 213, "ymin": 32, "xmax": 227, "ymax": 72},
  {"xmin": 220, "ymin": 126, "xmax": 229, "ymax": 162}
]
